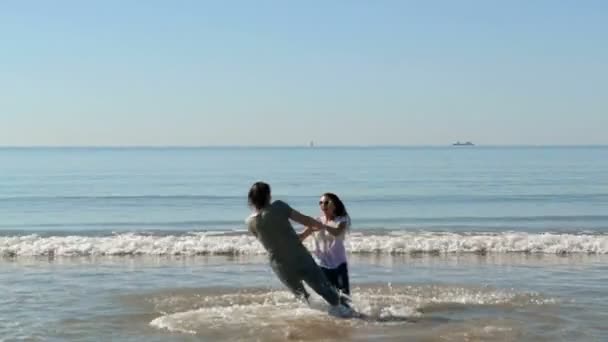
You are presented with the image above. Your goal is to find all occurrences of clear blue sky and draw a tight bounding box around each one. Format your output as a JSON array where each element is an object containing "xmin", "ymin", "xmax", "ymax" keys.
[{"xmin": 1, "ymin": 0, "xmax": 606, "ymax": 146}]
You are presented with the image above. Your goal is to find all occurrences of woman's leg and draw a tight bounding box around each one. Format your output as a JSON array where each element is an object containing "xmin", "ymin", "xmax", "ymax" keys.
[
  {"xmin": 322, "ymin": 263, "xmax": 350, "ymax": 304},
  {"xmin": 335, "ymin": 263, "xmax": 350, "ymax": 296},
  {"xmin": 321, "ymin": 266, "xmax": 338, "ymax": 289}
]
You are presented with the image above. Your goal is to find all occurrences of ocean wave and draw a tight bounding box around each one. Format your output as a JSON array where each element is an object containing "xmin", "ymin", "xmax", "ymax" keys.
[
  {"xmin": 0, "ymin": 194, "xmax": 243, "ymax": 202},
  {"xmin": 0, "ymin": 220, "xmax": 243, "ymax": 229},
  {"xmin": 2, "ymin": 193, "xmax": 606, "ymax": 204},
  {"xmin": 2, "ymin": 214, "xmax": 607, "ymax": 230},
  {"xmin": 1, "ymin": 232, "xmax": 607, "ymax": 257}
]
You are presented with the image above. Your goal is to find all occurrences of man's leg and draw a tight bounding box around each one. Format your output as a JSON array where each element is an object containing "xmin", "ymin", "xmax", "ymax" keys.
[
  {"xmin": 270, "ymin": 260, "xmax": 310, "ymax": 303},
  {"xmin": 301, "ymin": 262, "xmax": 341, "ymax": 306}
]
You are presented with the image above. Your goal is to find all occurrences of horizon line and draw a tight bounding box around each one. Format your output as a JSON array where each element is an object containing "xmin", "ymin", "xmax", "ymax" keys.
[{"xmin": 1, "ymin": 144, "xmax": 607, "ymax": 149}]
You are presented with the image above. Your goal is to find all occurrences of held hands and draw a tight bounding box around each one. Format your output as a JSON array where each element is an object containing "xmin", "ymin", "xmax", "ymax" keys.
[{"xmin": 311, "ymin": 219, "xmax": 327, "ymax": 232}]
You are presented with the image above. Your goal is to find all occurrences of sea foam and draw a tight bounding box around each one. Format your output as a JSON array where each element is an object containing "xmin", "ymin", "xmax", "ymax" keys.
[{"xmin": 1, "ymin": 231, "xmax": 607, "ymax": 257}]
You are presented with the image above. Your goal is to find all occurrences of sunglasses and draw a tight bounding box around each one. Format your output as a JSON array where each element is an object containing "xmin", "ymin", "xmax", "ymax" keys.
[{"xmin": 319, "ymin": 200, "xmax": 331, "ymax": 206}]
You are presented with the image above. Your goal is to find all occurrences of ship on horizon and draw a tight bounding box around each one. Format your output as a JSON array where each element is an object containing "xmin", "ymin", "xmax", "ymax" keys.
[{"xmin": 453, "ymin": 141, "xmax": 475, "ymax": 146}]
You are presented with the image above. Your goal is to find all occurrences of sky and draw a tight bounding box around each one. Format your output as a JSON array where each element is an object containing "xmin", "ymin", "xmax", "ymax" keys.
[{"xmin": 1, "ymin": 0, "xmax": 607, "ymax": 146}]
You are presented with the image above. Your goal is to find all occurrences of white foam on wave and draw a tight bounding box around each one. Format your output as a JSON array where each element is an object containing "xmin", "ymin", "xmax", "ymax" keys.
[
  {"xmin": 149, "ymin": 289, "xmax": 337, "ymax": 336},
  {"xmin": 148, "ymin": 284, "xmax": 557, "ymax": 335},
  {"xmin": 150, "ymin": 302, "xmax": 323, "ymax": 334},
  {"xmin": 349, "ymin": 231, "xmax": 608, "ymax": 254},
  {"xmin": 0, "ymin": 233, "xmax": 264, "ymax": 257},
  {"xmin": 1, "ymin": 231, "xmax": 607, "ymax": 257}
]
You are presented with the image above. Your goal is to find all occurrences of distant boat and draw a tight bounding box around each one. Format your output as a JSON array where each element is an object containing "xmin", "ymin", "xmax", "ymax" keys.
[
  {"xmin": 309, "ymin": 141, "xmax": 315, "ymax": 148},
  {"xmin": 453, "ymin": 141, "xmax": 474, "ymax": 146}
]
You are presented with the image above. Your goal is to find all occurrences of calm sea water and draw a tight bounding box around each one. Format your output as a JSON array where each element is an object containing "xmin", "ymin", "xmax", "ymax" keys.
[{"xmin": 1, "ymin": 146, "xmax": 607, "ymax": 341}]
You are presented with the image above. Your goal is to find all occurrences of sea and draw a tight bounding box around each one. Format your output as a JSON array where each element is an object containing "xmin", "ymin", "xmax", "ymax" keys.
[{"xmin": 1, "ymin": 146, "xmax": 607, "ymax": 341}]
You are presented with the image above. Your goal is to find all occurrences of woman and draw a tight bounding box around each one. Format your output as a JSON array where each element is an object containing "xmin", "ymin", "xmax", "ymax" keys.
[
  {"xmin": 246, "ymin": 182, "xmax": 347, "ymax": 309},
  {"xmin": 300, "ymin": 193, "xmax": 351, "ymax": 302}
]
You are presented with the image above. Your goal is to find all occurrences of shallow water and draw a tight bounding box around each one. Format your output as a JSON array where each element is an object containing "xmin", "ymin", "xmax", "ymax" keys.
[
  {"xmin": 1, "ymin": 254, "xmax": 607, "ymax": 341},
  {"xmin": 1, "ymin": 146, "xmax": 607, "ymax": 340}
]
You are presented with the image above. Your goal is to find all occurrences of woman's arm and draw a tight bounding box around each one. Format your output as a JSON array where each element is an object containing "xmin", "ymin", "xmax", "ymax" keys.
[
  {"xmin": 246, "ymin": 215, "xmax": 259, "ymax": 238},
  {"xmin": 323, "ymin": 221, "xmax": 347, "ymax": 237},
  {"xmin": 289, "ymin": 209, "xmax": 333, "ymax": 231},
  {"xmin": 298, "ymin": 226, "xmax": 315, "ymax": 241},
  {"xmin": 248, "ymin": 225, "xmax": 258, "ymax": 238}
]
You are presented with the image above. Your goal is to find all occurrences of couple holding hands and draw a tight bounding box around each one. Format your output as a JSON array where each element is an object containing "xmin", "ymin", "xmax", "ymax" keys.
[{"xmin": 246, "ymin": 182, "xmax": 353, "ymax": 315}]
